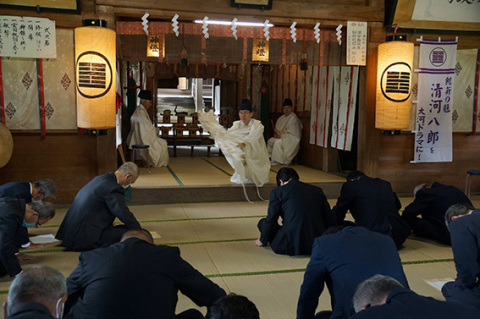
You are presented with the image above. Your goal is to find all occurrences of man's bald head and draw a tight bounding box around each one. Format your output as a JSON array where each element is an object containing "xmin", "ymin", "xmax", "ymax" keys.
[{"xmin": 120, "ymin": 228, "xmax": 154, "ymax": 244}]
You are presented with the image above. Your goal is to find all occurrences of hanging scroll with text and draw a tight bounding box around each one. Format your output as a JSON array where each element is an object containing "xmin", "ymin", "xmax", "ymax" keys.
[
  {"xmin": 413, "ymin": 39, "xmax": 457, "ymax": 163},
  {"xmin": 346, "ymin": 21, "xmax": 367, "ymax": 66},
  {"xmin": 0, "ymin": 16, "xmax": 56, "ymax": 58}
]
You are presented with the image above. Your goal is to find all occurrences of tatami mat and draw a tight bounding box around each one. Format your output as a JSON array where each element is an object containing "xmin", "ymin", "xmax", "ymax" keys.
[
  {"xmin": 133, "ymin": 156, "xmax": 345, "ymax": 188},
  {"xmin": 403, "ymin": 262, "xmax": 456, "ymax": 299},
  {"xmin": 1, "ymin": 196, "xmax": 479, "ymax": 319},
  {"xmin": 202, "ymin": 241, "xmax": 310, "ymax": 274},
  {"xmin": 135, "ymin": 167, "xmax": 179, "ymax": 186},
  {"xmin": 182, "ymin": 201, "xmax": 268, "ymax": 218}
]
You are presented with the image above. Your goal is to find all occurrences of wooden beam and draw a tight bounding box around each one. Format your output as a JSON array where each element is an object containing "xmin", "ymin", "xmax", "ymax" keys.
[
  {"xmin": 113, "ymin": 7, "xmax": 350, "ymax": 29},
  {"xmin": 98, "ymin": 0, "xmax": 384, "ymax": 24}
]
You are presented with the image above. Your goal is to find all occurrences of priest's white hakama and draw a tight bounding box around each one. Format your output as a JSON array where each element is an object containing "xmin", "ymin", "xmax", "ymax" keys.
[
  {"xmin": 126, "ymin": 104, "xmax": 169, "ymax": 167},
  {"xmin": 267, "ymin": 113, "xmax": 303, "ymax": 165},
  {"xmin": 199, "ymin": 111, "xmax": 270, "ymax": 187}
]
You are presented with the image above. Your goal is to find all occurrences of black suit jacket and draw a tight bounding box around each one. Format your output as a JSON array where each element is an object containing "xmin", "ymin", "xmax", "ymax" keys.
[
  {"xmin": 332, "ymin": 176, "xmax": 406, "ymax": 238},
  {"xmin": 297, "ymin": 227, "xmax": 408, "ymax": 319},
  {"xmin": 65, "ymin": 238, "xmax": 226, "ymax": 319},
  {"xmin": 261, "ymin": 180, "xmax": 334, "ymax": 255},
  {"xmin": 450, "ymin": 210, "xmax": 480, "ymax": 290},
  {"xmin": 0, "ymin": 182, "xmax": 32, "ymax": 247},
  {"xmin": 7, "ymin": 302, "xmax": 55, "ymax": 319},
  {"xmin": 56, "ymin": 173, "xmax": 140, "ymax": 251},
  {"xmin": 348, "ymin": 288, "xmax": 478, "ymax": 319},
  {"xmin": 0, "ymin": 198, "xmax": 25, "ymax": 277},
  {"xmin": 0, "ymin": 182, "xmax": 32, "ymax": 202},
  {"xmin": 402, "ymin": 182, "xmax": 472, "ymax": 229}
]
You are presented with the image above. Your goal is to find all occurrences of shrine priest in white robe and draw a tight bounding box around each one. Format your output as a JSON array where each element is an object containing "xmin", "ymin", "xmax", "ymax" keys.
[
  {"xmin": 226, "ymin": 99, "xmax": 270, "ymax": 187},
  {"xmin": 267, "ymin": 98, "xmax": 303, "ymax": 165},
  {"xmin": 126, "ymin": 90, "xmax": 169, "ymax": 167}
]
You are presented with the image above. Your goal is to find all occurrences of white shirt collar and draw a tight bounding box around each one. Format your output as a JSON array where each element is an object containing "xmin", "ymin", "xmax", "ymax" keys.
[{"xmin": 241, "ymin": 119, "xmax": 253, "ymax": 126}]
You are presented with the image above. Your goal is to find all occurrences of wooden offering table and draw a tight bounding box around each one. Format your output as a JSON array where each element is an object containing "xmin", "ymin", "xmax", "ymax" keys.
[{"xmin": 167, "ymin": 132, "xmax": 215, "ymax": 157}]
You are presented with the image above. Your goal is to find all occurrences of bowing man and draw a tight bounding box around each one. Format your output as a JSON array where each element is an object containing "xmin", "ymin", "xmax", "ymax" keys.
[{"xmin": 56, "ymin": 162, "xmax": 141, "ymax": 251}]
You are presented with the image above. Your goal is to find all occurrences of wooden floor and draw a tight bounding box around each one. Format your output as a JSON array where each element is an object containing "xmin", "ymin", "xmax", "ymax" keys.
[{"xmin": 2, "ymin": 195, "xmax": 479, "ymax": 319}]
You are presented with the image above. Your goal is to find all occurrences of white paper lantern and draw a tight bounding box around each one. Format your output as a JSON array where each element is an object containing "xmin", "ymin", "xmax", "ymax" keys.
[
  {"xmin": 376, "ymin": 41, "xmax": 414, "ymax": 130},
  {"xmin": 75, "ymin": 25, "xmax": 116, "ymax": 129}
]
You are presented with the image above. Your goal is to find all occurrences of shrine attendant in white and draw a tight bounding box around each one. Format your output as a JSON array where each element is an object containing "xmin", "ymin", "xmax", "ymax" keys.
[
  {"xmin": 267, "ymin": 98, "xmax": 303, "ymax": 165},
  {"xmin": 225, "ymin": 99, "xmax": 270, "ymax": 187},
  {"xmin": 126, "ymin": 90, "xmax": 169, "ymax": 167}
]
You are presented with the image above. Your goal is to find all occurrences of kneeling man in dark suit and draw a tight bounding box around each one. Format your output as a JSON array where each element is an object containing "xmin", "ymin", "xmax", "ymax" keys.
[
  {"xmin": 442, "ymin": 203, "xmax": 480, "ymax": 311},
  {"xmin": 402, "ymin": 182, "xmax": 472, "ymax": 245},
  {"xmin": 65, "ymin": 228, "xmax": 226, "ymax": 319},
  {"xmin": 0, "ymin": 198, "xmax": 55, "ymax": 278},
  {"xmin": 56, "ymin": 162, "xmax": 141, "ymax": 251},
  {"xmin": 256, "ymin": 167, "xmax": 334, "ymax": 256},
  {"xmin": 296, "ymin": 226, "xmax": 408, "ymax": 319},
  {"xmin": 350, "ymin": 274, "xmax": 478, "ymax": 319}
]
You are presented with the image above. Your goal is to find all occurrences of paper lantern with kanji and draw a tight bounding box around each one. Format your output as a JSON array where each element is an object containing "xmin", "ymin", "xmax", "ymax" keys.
[
  {"xmin": 75, "ymin": 25, "xmax": 116, "ymax": 129},
  {"xmin": 376, "ymin": 41, "xmax": 414, "ymax": 130}
]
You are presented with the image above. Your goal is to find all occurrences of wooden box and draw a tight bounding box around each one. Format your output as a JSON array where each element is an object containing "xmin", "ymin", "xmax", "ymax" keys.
[
  {"xmin": 177, "ymin": 114, "xmax": 186, "ymax": 125},
  {"xmin": 160, "ymin": 127, "xmax": 170, "ymax": 138}
]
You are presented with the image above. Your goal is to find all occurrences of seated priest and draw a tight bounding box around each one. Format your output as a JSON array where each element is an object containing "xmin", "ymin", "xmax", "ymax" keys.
[
  {"xmin": 267, "ymin": 98, "xmax": 303, "ymax": 165},
  {"xmin": 126, "ymin": 89, "xmax": 169, "ymax": 167}
]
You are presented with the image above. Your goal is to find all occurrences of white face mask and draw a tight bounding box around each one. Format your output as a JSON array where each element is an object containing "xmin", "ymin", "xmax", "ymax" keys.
[{"xmin": 55, "ymin": 297, "xmax": 65, "ymax": 319}]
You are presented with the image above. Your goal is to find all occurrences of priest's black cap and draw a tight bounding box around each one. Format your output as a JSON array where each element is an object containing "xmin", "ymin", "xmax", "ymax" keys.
[
  {"xmin": 138, "ymin": 90, "xmax": 152, "ymax": 101},
  {"xmin": 283, "ymin": 98, "xmax": 293, "ymax": 107},
  {"xmin": 239, "ymin": 98, "xmax": 252, "ymax": 112}
]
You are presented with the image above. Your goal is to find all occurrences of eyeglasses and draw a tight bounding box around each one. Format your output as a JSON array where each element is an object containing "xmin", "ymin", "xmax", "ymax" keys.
[
  {"xmin": 33, "ymin": 190, "xmax": 45, "ymax": 201},
  {"xmin": 34, "ymin": 214, "xmax": 40, "ymax": 228}
]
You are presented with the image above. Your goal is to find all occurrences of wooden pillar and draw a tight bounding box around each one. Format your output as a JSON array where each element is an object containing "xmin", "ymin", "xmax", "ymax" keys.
[
  {"xmin": 95, "ymin": 5, "xmax": 117, "ymax": 173},
  {"xmin": 357, "ymin": 25, "xmax": 385, "ymax": 177}
]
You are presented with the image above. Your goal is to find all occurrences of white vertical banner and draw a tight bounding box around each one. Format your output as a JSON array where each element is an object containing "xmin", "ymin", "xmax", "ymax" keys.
[
  {"xmin": 331, "ymin": 66, "xmax": 358, "ymax": 151},
  {"xmin": 346, "ymin": 21, "xmax": 367, "ymax": 66},
  {"xmin": 310, "ymin": 66, "xmax": 334, "ymax": 148},
  {"xmin": 453, "ymin": 49, "xmax": 478, "ymax": 132},
  {"xmin": 42, "ymin": 29, "xmax": 76, "ymax": 130},
  {"xmin": 414, "ymin": 39, "xmax": 457, "ymax": 163},
  {"xmin": 2, "ymin": 58, "xmax": 40, "ymax": 129},
  {"xmin": 116, "ymin": 61, "xmax": 122, "ymax": 148}
]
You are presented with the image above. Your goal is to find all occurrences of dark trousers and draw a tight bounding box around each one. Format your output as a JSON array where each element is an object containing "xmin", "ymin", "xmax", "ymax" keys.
[
  {"xmin": 442, "ymin": 281, "xmax": 480, "ymax": 311},
  {"xmin": 15, "ymin": 226, "xmax": 30, "ymax": 248},
  {"xmin": 99, "ymin": 225, "xmax": 129, "ymax": 248},
  {"xmin": 177, "ymin": 309, "xmax": 204, "ymax": 319},
  {"xmin": 403, "ymin": 216, "xmax": 451, "ymax": 245},
  {"xmin": 257, "ymin": 218, "xmax": 280, "ymax": 244},
  {"xmin": 0, "ymin": 261, "xmax": 7, "ymax": 277},
  {"xmin": 314, "ymin": 311, "xmax": 332, "ymax": 319}
]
